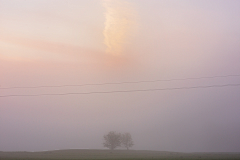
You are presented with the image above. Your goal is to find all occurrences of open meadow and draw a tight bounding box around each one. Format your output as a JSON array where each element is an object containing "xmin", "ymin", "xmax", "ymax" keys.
[{"xmin": 1, "ymin": 150, "xmax": 240, "ymax": 160}]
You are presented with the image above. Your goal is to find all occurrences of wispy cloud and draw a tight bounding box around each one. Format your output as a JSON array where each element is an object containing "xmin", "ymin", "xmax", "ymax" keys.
[{"xmin": 102, "ymin": 0, "xmax": 137, "ymax": 55}]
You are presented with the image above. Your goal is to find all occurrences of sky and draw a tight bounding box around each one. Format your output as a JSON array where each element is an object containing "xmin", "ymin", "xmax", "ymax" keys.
[{"xmin": 0, "ymin": 0, "xmax": 240, "ymax": 152}]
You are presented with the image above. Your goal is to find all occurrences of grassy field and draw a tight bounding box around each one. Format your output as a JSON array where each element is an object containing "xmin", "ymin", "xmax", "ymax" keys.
[
  {"xmin": 1, "ymin": 159, "xmax": 240, "ymax": 160},
  {"xmin": 1, "ymin": 149, "xmax": 240, "ymax": 160}
]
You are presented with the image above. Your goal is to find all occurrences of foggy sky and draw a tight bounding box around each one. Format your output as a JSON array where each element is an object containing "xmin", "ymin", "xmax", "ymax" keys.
[{"xmin": 0, "ymin": 0, "xmax": 240, "ymax": 152}]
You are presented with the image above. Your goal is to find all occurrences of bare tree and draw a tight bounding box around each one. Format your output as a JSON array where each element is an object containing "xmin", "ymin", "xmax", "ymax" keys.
[
  {"xmin": 121, "ymin": 132, "xmax": 134, "ymax": 150},
  {"xmin": 103, "ymin": 131, "xmax": 121, "ymax": 150}
]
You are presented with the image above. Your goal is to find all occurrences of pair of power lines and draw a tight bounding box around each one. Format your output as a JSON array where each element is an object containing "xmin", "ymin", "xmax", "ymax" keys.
[{"xmin": 0, "ymin": 74, "xmax": 240, "ymax": 98}]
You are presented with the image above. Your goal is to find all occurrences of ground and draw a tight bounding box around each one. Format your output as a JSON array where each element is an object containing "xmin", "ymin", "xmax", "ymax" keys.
[{"xmin": 1, "ymin": 149, "xmax": 240, "ymax": 160}]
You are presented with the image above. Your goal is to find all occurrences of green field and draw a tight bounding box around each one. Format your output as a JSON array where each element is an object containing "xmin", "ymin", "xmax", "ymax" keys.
[{"xmin": 1, "ymin": 150, "xmax": 240, "ymax": 160}]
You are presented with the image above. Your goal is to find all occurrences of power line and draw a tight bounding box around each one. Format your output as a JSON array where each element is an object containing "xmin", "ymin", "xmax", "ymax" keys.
[
  {"xmin": 1, "ymin": 74, "xmax": 240, "ymax": 90},
  {"xmin": 0, "ymin": 83, "xmax": 239, "ymax": 98}
]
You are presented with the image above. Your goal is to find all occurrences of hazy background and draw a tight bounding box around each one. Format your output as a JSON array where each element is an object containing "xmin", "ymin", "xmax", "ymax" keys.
[{"xmin": 0, "ymin": 0, "xmax": 240, "ymax": 152}]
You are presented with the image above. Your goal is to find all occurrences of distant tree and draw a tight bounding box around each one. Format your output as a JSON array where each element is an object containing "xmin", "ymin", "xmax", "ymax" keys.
[
  {"xmin": 121, "ymin": 132, "xmax": 134, "ymax": 150},
  {"xmin": 103, "ymin": 131, "xmax": 121, "ymax": 150}
]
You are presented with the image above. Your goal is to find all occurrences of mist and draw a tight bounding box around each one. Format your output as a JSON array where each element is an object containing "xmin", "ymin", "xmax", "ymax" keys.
[{"xmin": 0, "ymin": 0, "xmax": 240, "ymax": 153}]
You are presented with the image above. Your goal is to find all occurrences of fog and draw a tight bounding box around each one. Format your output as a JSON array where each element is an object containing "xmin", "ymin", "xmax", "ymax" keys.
[{"xmin": 0, "ymin": 0, "xmax": 240, "ymax": 152}]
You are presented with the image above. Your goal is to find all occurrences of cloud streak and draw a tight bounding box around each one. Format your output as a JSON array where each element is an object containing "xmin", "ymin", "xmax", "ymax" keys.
[
  {"xmin": 103, "ymin": 0, "xmax": 136, "ymax": 55},
  {"xmin": 0, "ymin": 33, "xmax": 105, "ymax": 62}
]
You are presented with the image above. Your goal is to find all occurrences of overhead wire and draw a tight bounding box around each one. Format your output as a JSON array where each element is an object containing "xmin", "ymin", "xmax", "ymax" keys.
[
  {"xmin": 0, "ymin": 83, "xmax": 240, "ymax": 98},
  {"xmin": 1, "ymin": 74, "xmax": 240, "ymax": 90}
]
